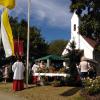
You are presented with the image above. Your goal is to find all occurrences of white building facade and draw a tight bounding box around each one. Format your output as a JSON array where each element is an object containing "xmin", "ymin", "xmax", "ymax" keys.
[{"xmin": 62, "ymin": 12, "xmax": 95, "ymax": 59}]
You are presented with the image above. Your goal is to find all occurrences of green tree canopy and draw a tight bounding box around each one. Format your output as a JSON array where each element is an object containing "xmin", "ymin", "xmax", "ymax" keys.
[
  {"xmin": 48, "ymin": 40, "xmax": 68, "ymax": 56},
  {"xmin": 63, "ymin": 40, "xmax": 82, "ymax": 86},
  {"xmin": 70, "ymin": 0, "xmax": 100, "ymax": 42},
  {"xmin": 9, "ymin": 17, "xmax": 48, "ymax": 59}
]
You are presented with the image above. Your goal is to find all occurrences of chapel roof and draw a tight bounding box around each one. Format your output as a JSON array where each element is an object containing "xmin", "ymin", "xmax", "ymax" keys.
[{"xmin": 82, "ymin": 35, "xmax": 97, "ymax": 48}]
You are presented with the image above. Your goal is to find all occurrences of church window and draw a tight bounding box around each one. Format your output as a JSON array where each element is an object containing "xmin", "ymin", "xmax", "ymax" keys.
[{"xmin": 74, "ymin": 24, "xmax": 76, "ymax": 31}]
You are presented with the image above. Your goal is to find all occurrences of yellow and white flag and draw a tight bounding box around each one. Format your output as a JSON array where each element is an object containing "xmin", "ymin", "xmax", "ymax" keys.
[
  {"xmin": 0, "ymin": 0, "xmax": 15, "ymax": 9},
  {"xmin": 1, "ymin": 8, "xmax": 15, "ymax": 57}
]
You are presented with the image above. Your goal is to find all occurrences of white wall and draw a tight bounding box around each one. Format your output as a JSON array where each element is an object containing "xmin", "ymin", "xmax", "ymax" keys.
[
  {"xmin": 71, "ymin": 12, "xmax": 80, "ymax": 49},
  {"xmin": 62, "ymin": 39, "xmax": 73, "ymax": 55},
  {"xmin": 79, "ymin": 35, "xmax": 94, "ymax": 59},
  {"xmin": 62, "ymin": 12, "xmax": 94, "ymax": 59},
  {"xmin": 71, "ymin": 12, "xmax": 79, "ymax": 39},
  {"xmin": 71, "ymin": 12, "xmax": 94, "ymax": 59}
]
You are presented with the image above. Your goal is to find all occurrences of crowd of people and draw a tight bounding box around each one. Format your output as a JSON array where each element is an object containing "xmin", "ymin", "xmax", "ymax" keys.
[
  {"xmin": 0, "ymin": 57, "xmax": 47, "ymax": 91},
  {"xmin": 0, "ymin": 55, "xmax": 97, "ymax": 91}
]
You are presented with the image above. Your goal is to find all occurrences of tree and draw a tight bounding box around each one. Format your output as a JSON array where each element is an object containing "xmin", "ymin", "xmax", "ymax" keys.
[
  {"xmin": 48, "ymin": 40, "xmax": 68, "ymax": 56},
  {"xmin": 9, "ymin": 17, "xmax": 48, "ymax": 60},
  {"xmin": 63, "ymin": 41, "xmax": 82, "ymax": 86},
  {"xmin": 70, "ymin": 0, "xmax": 100, "ymax": 42}
]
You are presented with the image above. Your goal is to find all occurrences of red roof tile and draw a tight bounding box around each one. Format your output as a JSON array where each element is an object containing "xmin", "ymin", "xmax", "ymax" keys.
[{"xmin": 82, "ymin": 36, "xmax": 97, "ymax": 48}]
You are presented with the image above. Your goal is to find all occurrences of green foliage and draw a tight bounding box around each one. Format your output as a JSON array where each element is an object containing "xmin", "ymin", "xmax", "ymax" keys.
[
  {"xmin": 70, "ymin": 0, "xmax": 100, "ymax": 42},
  {"xmin": 48, "ymin": 40, "xmax": 68, "ymax": 56},
  {"xmin": 79, "ymin": 15, "xmax": 100, "ymax": 40},
  {"xmin": 9, "ymin": 17, "xmax": 48, "ymax": 59},
  {"xmin": 95, "ymin": 45, "xmax": 100, "ymax": 51},
  {"xmin": 69, "ymin": 41, "xmax": 76, "ymax": 50},
  {"xmin": 82, "ymin": 77, "xmax": 100, "ymax": 95},
  {"xmin": 63, "ymin": 41, "xmax": 82, "ymax": 86},
  {"xmin": 65, "ymin": 41, "xmax": 82, "ymax": 65}
]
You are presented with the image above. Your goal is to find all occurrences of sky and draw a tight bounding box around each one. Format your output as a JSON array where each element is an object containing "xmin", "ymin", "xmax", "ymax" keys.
[{"xmin": 10, "ymin": 0, "xmax": 72, "ymax": 42}]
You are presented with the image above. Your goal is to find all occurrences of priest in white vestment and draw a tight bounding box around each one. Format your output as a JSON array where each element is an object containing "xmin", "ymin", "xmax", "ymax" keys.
[{"xmin": 12, "ymin": 56, "xmax": 25, "ymax": 91}]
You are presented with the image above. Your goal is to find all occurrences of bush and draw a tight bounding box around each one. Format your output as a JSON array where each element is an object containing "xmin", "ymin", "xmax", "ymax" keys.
[{"xmin": 82, "ymin": 77, "xmax": 100, "ymax": 95}]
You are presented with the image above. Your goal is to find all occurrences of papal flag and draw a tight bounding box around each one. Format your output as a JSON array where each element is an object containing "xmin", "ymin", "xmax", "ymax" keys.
[
  {"xmin": 1, "ymin": 8, "xmax": 15, "ymax": 57},
  {"xmin": 0, "ymin": 0, "xmax": 15, "ymax": 9}
]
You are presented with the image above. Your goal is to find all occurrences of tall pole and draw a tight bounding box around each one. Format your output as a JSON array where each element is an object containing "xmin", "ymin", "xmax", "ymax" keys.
[{"xmin": 26, "ymin": 0, "xmax": 30, "ymax": 88}]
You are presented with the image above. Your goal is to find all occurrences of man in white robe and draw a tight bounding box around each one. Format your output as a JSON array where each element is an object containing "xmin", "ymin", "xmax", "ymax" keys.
[{"xmin": 12, "ymin": 56, "xmax": 25, "ymax": 91}]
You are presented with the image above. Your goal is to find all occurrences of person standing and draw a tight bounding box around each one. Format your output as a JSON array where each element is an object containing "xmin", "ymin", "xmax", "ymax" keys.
[
  {"xmin": 2, "ymin": 64, "xmax": 9, "ymax": 83},
  {"xmin": 12, "ymin": 56, "xmax": 25, "ymax": 91},
  {"xmin": 32, "ymin": 61, "xmax": 40, "ymax": 85},
  {"xmin": 39, "ymin": 61, "xmax": 46, "ymax": 68},
  {"xmin": 79, "ymin": 57, "xmax": 90, "ymax": 80}
]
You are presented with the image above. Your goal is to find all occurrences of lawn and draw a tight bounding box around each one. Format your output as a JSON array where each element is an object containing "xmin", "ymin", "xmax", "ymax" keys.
[{"xmin": 0, "ymin": 83, "xmax": 85, "ymax": 100}]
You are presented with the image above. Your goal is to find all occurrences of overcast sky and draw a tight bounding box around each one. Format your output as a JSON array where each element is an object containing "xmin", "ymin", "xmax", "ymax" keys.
[{"xmin": 10, "ymin": 0, "xmax": 72, "ymax": 42}]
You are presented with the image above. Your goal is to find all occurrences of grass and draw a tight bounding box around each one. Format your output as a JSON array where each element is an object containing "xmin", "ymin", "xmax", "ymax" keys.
[{"xmin": 0, "ymin": 82, "xmax": 85, "ymax": 100}]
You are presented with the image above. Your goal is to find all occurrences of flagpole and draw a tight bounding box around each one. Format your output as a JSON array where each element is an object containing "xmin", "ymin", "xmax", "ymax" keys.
[{"xmin": 26, "ymin": 0, "xmax": 30, "ymax": 88}]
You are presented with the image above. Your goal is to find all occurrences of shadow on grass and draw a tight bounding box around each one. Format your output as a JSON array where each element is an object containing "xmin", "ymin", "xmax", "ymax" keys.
[{"xmin": 60, "ymin": 87, "xmax": 81, "ymax": 96}]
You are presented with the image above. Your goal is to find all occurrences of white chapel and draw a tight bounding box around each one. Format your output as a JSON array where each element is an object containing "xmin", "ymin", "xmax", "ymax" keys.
[{"xmin": 62, "ymin": 12, "xmax": 97, "ymax": 59}]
